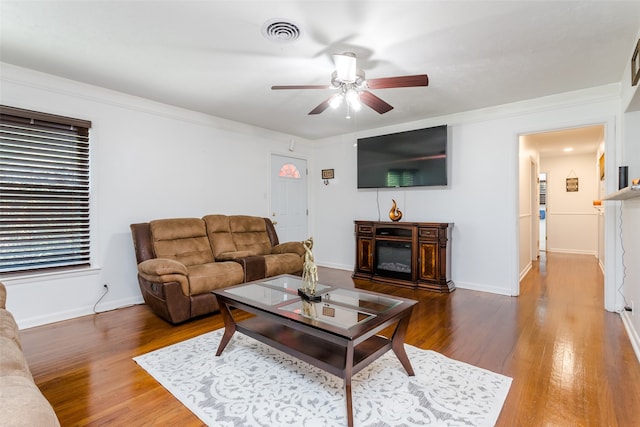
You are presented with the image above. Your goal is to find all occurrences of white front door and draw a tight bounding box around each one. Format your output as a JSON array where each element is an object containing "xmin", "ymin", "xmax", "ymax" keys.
[{"xmin": 270, "ymin": 154, "xmax": 308, "ymax": 242}]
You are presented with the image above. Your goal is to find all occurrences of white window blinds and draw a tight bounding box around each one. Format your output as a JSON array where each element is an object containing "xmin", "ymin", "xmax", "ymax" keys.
[{"xmin": 0, "ymin": 106, "xmax": 92, "ymax": 274}]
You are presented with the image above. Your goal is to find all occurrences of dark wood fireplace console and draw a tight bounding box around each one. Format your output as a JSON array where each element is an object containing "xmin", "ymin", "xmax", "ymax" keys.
[{"xmin": 353, "ymin": 220, "xmax": 454, "ymax": 292}]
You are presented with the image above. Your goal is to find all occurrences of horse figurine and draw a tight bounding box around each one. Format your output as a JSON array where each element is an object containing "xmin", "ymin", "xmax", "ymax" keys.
[{"xmin": 300, "ymin": 237, "xmax": 319, "ymax": 298}]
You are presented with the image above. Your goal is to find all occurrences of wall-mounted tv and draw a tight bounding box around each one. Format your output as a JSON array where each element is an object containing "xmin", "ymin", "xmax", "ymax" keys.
[{"xmin": 357, "ymin": 125, "xmax": 448, "ymax": 189}]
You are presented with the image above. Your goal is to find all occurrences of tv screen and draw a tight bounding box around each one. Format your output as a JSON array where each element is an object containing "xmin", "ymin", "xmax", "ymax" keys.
[{"xmin": 357, "ymin": 125, "xmax": 448, "ymax": 189}]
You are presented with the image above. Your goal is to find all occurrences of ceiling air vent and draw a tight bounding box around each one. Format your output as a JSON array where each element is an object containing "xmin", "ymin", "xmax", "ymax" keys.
[{"xmin": 261, "ymin": 19, "xmax": 301, "ymax": 42}]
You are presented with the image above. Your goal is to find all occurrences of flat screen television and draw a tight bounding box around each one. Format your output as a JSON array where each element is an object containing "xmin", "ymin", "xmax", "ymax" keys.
[{"xmin": 357, "ymin": 125, "xmax": 448, "ymax": 189}]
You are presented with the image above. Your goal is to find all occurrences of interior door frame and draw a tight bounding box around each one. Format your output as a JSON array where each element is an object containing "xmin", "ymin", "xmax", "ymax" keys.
[{"xmin": 516, "ymin": 117, "xmax": 618, "ymax": 312}]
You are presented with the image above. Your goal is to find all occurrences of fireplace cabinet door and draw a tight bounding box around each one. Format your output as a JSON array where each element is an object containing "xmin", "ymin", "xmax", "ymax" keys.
[
  {"xmin": 356, "ymin": 237, "xmax": 374, "ymax": 274},
  {"xmin": 418, "ymin": 241, "xmax": 438, "ymax": 282}
]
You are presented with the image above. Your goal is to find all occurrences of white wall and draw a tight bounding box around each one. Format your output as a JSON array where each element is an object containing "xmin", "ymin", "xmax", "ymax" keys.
[
  {"xmin": 620, "ymin": 109, "xmax": 640, "ymax": 360},
  {"xmin": 617, "ymin": 28, "xmax": 640, "ymax": 361},
  {"xmin": 0, "ymin": 63, "xmax": 312, "ymax": 328},
  {"xmin": 312, "ymin": 86, "xmax": 622, "ymax": 298},
  {"xmin": 1, "ymin": 62, "xmax": 630, "ymax": 330},
  {"xmin": 539, "ymin": 152, "xmax": 599, "ymax": 255}
]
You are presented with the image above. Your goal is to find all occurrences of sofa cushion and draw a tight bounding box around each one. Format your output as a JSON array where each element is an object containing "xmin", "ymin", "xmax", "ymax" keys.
[
  {"xmin": 216, "ymin": 251, "xmax": 254, "ymax": 261},
  {"xmin": 229, "ymin": 216, "xmax": 272, "ymax": 256},
  {"xmin": 150, "ymin": 218, "xmax": 215, "ymax": 266},
  {"xmin": 186, "ymin": 262, "xmax": 244, "ymax": 295}
]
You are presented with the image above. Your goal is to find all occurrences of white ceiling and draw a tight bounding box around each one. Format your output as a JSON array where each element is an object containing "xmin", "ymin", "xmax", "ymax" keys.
[
  {"xmin": 1, "ymin": 1, "xmax": 639, "ymax": 142},
  {"xmin": 525, "ymin": 125, "xmax": 604, "ymax": 157}
]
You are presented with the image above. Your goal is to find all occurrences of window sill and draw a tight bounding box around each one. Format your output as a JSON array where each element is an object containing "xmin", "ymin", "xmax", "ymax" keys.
[{"xmin": 1, "ymin": 266, "xmax": 101, "ymax": 286}]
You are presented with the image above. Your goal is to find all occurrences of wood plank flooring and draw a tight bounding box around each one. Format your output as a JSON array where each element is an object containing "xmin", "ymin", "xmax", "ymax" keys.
[{"xmin": 19, "ymin": 252, "xmax": 640, "ymax": 426}]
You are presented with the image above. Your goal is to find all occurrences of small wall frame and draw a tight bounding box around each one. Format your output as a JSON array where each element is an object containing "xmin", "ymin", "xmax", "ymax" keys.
[
  {"xmin": 321, "ymin": 169, "xmax": 334, "ymax": 180},
  {"xmin": 321, "ymin": 168, "xmax": 334, "ymax": 185}
]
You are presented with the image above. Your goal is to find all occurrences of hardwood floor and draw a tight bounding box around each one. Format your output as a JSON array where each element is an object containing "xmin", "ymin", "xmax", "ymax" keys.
[{"xmin": 20, "ymin": 252, "xmax": 640, "ymax": 426}]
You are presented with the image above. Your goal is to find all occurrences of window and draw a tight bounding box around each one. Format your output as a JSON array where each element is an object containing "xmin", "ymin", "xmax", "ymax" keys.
[
  {"xmin": 539, "ymin": 174, "xmax": 547, "ymax": 205},
  {"xmin": 278, "ymin": 163, "xmax": 301, "ymax": 179},
  {"xmin": 0, "ymin": 106, "xmax": 92, "ymax": 274}
]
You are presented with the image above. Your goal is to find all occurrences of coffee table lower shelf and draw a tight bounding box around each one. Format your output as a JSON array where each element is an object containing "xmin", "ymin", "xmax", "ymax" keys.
[{"xmin": 236, "ymin": 316, "xmax": 392, "ymax": 378}]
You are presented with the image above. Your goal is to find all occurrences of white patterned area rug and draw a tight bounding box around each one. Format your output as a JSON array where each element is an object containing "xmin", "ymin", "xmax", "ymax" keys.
[{"xmin": 133, "ymin": 329, "xmax": 511, "ymax": 426}]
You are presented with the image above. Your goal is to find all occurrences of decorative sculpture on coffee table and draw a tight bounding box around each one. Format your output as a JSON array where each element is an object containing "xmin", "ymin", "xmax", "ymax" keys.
[{"xmin": 298, "ymin": 237, "xmax": 321, "ymax": 301}]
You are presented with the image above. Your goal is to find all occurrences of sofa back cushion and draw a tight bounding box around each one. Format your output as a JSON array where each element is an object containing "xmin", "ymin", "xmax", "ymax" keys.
[
  {"xmin": 203, "ymin": 215, "xmax": 237, "ymax": 258},
  {"xmin": 149, "ymin": 218, "xmax": 215, "ymax": 266},
  {"xmin": 204, "ymin": 215, "xmax": 273, "ymax": 257},
  {"xmin": 229, "ymin": 216, "xmax": 273, "ymax": 255}
]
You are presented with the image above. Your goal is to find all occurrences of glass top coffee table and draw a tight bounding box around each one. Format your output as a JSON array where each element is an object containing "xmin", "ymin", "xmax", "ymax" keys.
[{"xmin": 213, "ymin": 274, "xmax": 417, "ymax": 427}]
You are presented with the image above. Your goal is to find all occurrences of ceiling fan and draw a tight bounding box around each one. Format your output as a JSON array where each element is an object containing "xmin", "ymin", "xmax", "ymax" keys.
[{"xmin": 271, "ymin": 52, "xmax": 429, "ymax": 118}]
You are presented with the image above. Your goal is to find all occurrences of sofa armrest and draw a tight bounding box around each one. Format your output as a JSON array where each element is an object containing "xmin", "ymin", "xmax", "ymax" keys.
[
  {"xmin": 271, "ymin": 241, "xmax": 305, "ymax": 256},
  {"xmin": 138, "ymin": 258, "xmax": 188, "ymax": 276},
  {"xmin": 0, "ymin": 282, "xmax": 6, "ymax": 309},
  {"xmin": 231, "ymin": 255, "xmax": 266, "ymax": 282},
  {"xmin": 137, "ymin": 258, "xmax": 191, "ymax": 296}
]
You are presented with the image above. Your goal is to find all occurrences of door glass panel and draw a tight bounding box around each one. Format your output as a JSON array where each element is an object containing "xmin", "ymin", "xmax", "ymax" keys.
[{"xmin": 279, "ymin": 163, "xmax": 301, "ymax": 178}]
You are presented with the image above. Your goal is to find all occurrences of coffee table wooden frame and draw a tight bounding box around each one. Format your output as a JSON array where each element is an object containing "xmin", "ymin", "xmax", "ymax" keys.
[{"xmin": 213, "ymin": 275, "xmax": 417, "ymax": 427}]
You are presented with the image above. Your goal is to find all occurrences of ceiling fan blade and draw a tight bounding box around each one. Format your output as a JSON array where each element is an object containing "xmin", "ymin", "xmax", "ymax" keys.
[
  {"xmin": 271, "ymin": 85, "xmax": 332, "ymax": 90},
  {"xmin": 366, "ymin": 74, "xmax": 429, "ymax": 89},
  {"xmin": 360, "ymin": 91, "xmax": 394, "ymax": 114},
  {"xmin": 308, "ymin": 94, "xmax": 340, "ymax": 115}
]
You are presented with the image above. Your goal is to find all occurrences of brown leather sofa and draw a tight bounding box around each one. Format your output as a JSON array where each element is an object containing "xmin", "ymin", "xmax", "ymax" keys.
[{"xmin": 130, "ymin": 215, "xmax": 305, "ymax": 324}]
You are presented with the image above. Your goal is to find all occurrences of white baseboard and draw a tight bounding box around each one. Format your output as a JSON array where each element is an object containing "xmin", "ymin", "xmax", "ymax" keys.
[
  {"xmin": 19, "ymin": 296, "xmax": 144, "ymax": 330},
  {"xmin": 317, "ymin": 262, "xmax": 352, "ymax": 271},
  {"xmin": 545, "ymin": 248, "xmax": 597, "ymax": 256},
  {"xmin": 455, "ymin": 280, "xmax": 515, "ymax": 297},
  {"xmin": 519, "ymin": 262, "xmax": 532, "ymax": 282},
  {"xmin": 621, "ymin": 311, "xmax": 640, "ymax": 364}
]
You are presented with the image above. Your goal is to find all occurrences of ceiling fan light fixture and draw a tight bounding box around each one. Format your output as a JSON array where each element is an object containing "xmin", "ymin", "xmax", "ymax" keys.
[
  {"xmin": 330, "ymin": 94, "xmax": 344, "ymax": 109},
  {"xmin": 345, "ymin": 88, "xmax": 361, "ymax": 111},
  {"xmin": 271, "ymin": 51, "xmax": 428, "ymax": 118}
]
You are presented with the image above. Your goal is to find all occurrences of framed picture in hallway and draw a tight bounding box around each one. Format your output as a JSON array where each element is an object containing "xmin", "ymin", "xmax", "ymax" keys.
[
  {"xmin": 632, "ymin": 38, "xmax": 639, "ymax": 86},
  {"xmin": 599, "ymin": 154, "xmax": 605, "ymax": 181}
]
